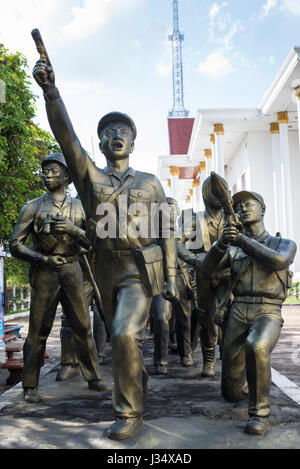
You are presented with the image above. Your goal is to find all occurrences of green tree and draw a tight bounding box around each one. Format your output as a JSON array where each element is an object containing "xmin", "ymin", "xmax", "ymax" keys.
[
  {"xmin": 0, "ymin": 43, "xmax": 60, "ymax": 246},
  {"xmin": 0, "ymin": 44, "xmax": 60, "ymax": 293}
]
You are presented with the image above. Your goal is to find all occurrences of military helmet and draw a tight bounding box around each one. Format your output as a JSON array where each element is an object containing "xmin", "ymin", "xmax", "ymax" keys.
[
  {"xmin": 41, "ymin": 153, "xmax": 71, "ymax": 184},
  {"xmin": 97, "ymin": 112, "xmax": 137, "ymax": 141},
  {"xmin": 41, "ymin": 153, "xmax": 68, "ymax": 169}
]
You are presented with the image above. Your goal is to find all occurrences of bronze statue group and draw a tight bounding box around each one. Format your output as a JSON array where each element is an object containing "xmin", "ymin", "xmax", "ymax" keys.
[{"xmin": 8, "ymin": 31, "xmax": 297, "ymax": 441}]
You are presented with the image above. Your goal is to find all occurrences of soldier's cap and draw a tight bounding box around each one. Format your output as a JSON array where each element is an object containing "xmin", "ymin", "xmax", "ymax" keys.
[
  {"xmin": 232, "ymin": 191, "xmax": 266, "ymax": 210},
  {"xmin": 97, "ymin": 112, "xmax": 137, "ymax": 141},
  {"xmin": 41, "ymin": 153, "xmax": 68, "ymax": 169},
  {"xmin": 166, "ymin": 197, "xmax": 179, "ymax": 206},
  {"xmin": 41, "ymin": 153, "xmax": 71, "ymax": 184}
]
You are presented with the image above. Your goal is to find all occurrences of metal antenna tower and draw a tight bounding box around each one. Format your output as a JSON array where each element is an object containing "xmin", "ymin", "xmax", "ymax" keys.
[{"xmin": 169, "ymin": 0, "xmax": 189, "ymax": 118}]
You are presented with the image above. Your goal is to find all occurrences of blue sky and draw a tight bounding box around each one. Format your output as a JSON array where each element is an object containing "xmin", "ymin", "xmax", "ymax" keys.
[{"xmin": 1, "ymin": 0, "xmax": 300, "ymax": 176}]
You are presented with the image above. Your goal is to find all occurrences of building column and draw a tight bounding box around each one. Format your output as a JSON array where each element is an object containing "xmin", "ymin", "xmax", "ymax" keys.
[
  {"xmin": 210, "ymin": 134, "xmax": 217, "ymax": 173},
  {"xmin": 204, "ymin": 149, "xmax": 212, "ymax": 177},
  {"xmin": 214, "ymin": 123, "xmax": 224, "ymax": 177},
  {"xmin": 167, "ymin": 179, "xmax": 172, "ymax": 197},
  {"xmin": 198, "ymin": 168, "xmax": 205, "ymax": 211},
  {"xmin": 186, "ymin": 195, "xmax": 192, "ymax": 208},
  {"xmin": 200, "ymin": 161, "xmax": 207, "ymax": 181},
  {"xmin": 270, "ymin": 123, "xmax": 284, "ymax": 235},
  {"xmin": 169, "ymin": 166, "xmax": 180, "ymax": 199},
  {"xmin": 294, "ymin": 86, "xmax": 300, "ymax": 152},
  {"xmin": 193, "ymin": 178, "xmax": 201, "ymax": 212},
  {"xmin": 277, "ymin": 112, "xmax": 293, "ymax": 239}
]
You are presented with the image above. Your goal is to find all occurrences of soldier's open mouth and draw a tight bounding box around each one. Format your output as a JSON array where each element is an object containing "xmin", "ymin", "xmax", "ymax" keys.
[{"xmin": 112, "ymin": 141, "xmax": 123, "ymax": 150}]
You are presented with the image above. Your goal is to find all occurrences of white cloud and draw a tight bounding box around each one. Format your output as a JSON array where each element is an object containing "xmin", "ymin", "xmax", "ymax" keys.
[
  {"xmin": 59, "ymin": 79, "xmax": 103, "ymax": 98},
  {"xmin": 208, "ymin": 2, "xmax": 243, "ymax": 51},
  {"xmin": 220, "ymin": 21, "xmax": 244, "ymax": 48},
  {"xmin": 62, "ymin": 0, "xmax": 135, "ymax": 39},
  {"xmin": 156, "ymin": 59, "xmax": 172, "ymax": 77},
  {"xmin": 260, "ymin": 0, "xmax": 278, "ymax": 18},
  {"xmin": 198, "ymin": 50, "xmax": 234, "ymax": 78},
  {"xmin": 209, "ymin": 3, "xmax": 221, "ymax": 19},
  {"xmin": 261, "ymin": 55, "xmax": 276, "ymax": 64},
  {"xmin": 0, "ymin": 0, "xmax": 62, "ymax": 63},
  {"xmin": 280, "ymin": 0, "xmax": 300, "ymax": 16}
]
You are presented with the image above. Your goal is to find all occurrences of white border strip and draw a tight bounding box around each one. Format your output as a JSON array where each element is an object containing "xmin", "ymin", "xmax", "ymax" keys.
[{"xmin": 271, "ymin": 367, "xmax": 300, "ymax": 405}]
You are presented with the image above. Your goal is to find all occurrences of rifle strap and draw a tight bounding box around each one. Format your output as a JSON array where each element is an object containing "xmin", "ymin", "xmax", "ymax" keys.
[
  {"xmin": 108, "ymin": 174, "xmax": 140, "ymax": 250},
  {"xmin": 108, "ymin": 174, "xmax": 135, "ymax": 205}
]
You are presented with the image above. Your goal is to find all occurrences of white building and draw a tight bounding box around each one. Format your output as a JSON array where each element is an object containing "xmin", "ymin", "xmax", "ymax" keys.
[{"xmin": 158, "ymin": 47, "xmax": 300, "ymax": 276}]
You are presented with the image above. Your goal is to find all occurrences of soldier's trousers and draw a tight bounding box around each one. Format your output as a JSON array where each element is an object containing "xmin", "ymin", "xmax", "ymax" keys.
[
  {"xmin": 152, "ymin": 294, "xmax": 173, "ymax": 366},
  {"xmin": 174, "ymin": 273, "xmax": 192, "ymax": 358},
  {"xmin": 97, "ymin": 250, "xmax": 152, "ymax": 419},
  {"xmin": 60, "ymin": 279, "xmax": 107, "ymax": 365},
  {"xmin": 221, "ymin": 301, "xmax": 283, "ymax": 417},
  {"xmin": 195, "ymin": 274, "xmax": 220, "ymax": 350},
  {"xmin": 23, "ymin": 261, "xmax": 101, "ymax": 388}
]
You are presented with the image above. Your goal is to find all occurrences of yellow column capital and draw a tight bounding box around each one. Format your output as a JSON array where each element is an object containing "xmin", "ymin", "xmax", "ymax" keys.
[
  {"xmin": 189, "ymin": 189, "xmax": 193, "ymax": 196},
  {"xmin": 167, "ymin": 179, "xmax": 171, "ymax": 188},
  {"xmin": 277, "ymin": 111, "xmax": 288, "ymax": 124},
  {"xmin": 270, "ymin": 122, "xmax": 279, "ymax": 134},
  {"xmin": 193, "ymin": 178, "xmax": 200, "ymax": 186},
  {"xmin": 204, "ymin": 149, "xmax": 212, "ymax": 158},
  {"xmin": 200, "ymin": 161, "xmax": 206, "ymax": 171},
  {"xmin": 186, "ymin": 195, "xmax": 191, "ymax": 203},
  {"xmin": 169, "ymin": 165, "xmax": 180, "ymax": 176},
  {"xmin": 210, "ymin": 133, "xmax": 216, "ymax": 144},
  {"xmin": 214, "ymin": 123, "xmax": 224, "ymax": 135},
  {"xmin": 295, "ymin": 86, "xmax": 300, "ymax": 100}
]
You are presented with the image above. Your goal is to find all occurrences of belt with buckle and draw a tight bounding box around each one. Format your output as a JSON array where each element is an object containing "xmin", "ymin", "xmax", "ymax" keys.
[
  {"xmin": 111, "ymin": 250, "xmax": 133, "ymax": 258},
  {"xmin": 233, "ymin": 295, "xmax": 282, "ymax": 305}
]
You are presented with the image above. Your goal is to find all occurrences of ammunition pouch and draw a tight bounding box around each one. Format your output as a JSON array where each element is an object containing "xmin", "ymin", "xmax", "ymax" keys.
[
  {"xmin": 134, "ymin": 244, "xmax": 164, "ymax": 297},
  {"xmin": 39, "ymin": 234, "xmax": 57, "ymax": 254}
]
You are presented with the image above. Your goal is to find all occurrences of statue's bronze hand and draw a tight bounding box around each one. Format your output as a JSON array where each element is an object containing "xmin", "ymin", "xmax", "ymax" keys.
[
  {"xmin": 52, "ymin": 216, "xmax": 76, "ymax": 236},
  {"xmin": 218, "ymin": 225, "xmax": 239, "ymax": 248},
  {"xmin": 163, "ymin": 279, "xmax": 180, "ymax": 304},
  {"xmin": 33, "ymin": 58, "xmax": 55, "ymax": 93},
  {"xmin": 47, "ymin": 255, "xmax": 67, "ymax": 269}
]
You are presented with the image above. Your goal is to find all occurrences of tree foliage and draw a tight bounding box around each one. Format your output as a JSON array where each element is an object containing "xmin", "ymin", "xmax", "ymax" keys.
[
  {"xmin": 0, "ymin": 44, "xmax": 60, "ymax": 286},
  {"xmin": 0, "ymin": 43, "xmax": 60, "ymax": 247}
]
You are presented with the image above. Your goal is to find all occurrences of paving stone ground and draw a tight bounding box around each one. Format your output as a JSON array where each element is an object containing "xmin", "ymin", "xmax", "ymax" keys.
[{"xmin": 0, "ymin": 306, "xmax": 299, "ymax": 451}]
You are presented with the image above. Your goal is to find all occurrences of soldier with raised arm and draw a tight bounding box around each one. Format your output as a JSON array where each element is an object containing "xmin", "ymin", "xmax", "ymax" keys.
[
  {"xmin": 199, "ymin": 190, "xmax": 297, "ymax": 435},
  {"xmin": 32, "ymin": 37, "xmax": 179, "ymax": 440}
]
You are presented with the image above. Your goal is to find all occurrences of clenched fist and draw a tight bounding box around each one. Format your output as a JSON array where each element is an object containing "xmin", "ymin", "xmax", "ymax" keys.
[{"xmin": 33, "ymin": 58, "xmax": 55, "ymax": 93}]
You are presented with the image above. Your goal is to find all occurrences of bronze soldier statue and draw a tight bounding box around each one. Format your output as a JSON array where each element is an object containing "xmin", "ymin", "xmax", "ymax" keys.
[
  {"xmin": 200, "ymin": 189, "xmax": 297, "ymax": 435},
  {"xmin": 31, "ymin": 35, "xmax": 179, "ymax": 440},
  {"xmin": 152, "ymin": 197, "xmax": 194, "ymax": 373},
  {"xmin": 177, "ymin": 176, "xmax": 230, "ymax": 377},
  {"xmin": 9, "ymin": 153, "xmax": 111, "ymax": 403}
]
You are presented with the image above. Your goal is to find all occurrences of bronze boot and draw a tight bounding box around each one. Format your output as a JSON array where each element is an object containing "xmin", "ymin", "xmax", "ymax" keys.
[
  {"xmin": 201, "ymin": 345, "xmax": 216, "ymax": 378},
  {"xmin": 245, "ymin": 416, "xmax": 270, "ymax": 435},
  {"xmin": 107, "ymin": 416, "xmax": 143, "ymax": 440}
]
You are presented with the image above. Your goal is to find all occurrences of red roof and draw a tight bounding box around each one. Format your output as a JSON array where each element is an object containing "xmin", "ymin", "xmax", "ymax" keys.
[{"xmin": 168, "ymin": 118, "xmax": 194, "ymax": 155}]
